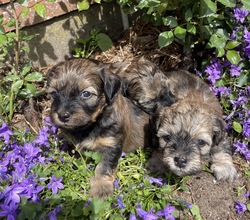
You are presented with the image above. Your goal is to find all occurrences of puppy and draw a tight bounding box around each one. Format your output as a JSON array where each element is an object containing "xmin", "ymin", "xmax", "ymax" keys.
[
  {"xmin": 46, "ymin": 58, "xmax": 150, "ymax": 198},
  {"xmin": 126, "ymin": 66, "xmax": 237, "ymax": 182},
  {"xmin": 106, "ymin": 57, "xmax": 175, "ymax": 113}
]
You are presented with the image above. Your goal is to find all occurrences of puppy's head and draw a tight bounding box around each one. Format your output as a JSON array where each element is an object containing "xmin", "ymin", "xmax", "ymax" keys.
[
  {"xmin": 122, "ymin": 58, "xmax": 175, "ymax": 113},
  {"xmin": 152, "ymin": 100, "xmax": 225, "ymax": 177},
  {"xmin": 47, "ymin": 58, "xmax": 121, "ymax": 130}
]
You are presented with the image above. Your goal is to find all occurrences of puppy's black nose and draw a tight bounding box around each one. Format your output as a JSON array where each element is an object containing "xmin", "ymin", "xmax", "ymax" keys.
[
  {"xmin": 174, "ymin": 156, "xmax": 187, "ymax": 168},
  {"xmin": 58, "ymin": 111, "xmax": 70, "ymax": 122}
]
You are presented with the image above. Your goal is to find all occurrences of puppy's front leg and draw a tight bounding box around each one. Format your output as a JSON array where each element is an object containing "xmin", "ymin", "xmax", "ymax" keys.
[
  {"xmin": 90, "ymin": 145, "xmax": 122, "ymax": 199},
  {"xmin": 210, "ymin": 137, "xmax": 237, "ymax": 182}
]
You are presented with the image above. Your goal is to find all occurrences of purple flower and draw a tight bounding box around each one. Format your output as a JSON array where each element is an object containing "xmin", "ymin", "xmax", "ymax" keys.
[
  {"xmin": 204, "ymin": 60, "xmax": 223, "ymax": 85},
  {"xmin": 114, "ymin": 178, "xmax": 120, "ymax": 190},
  {"xmin": 136, "ymin": 204, "xmax": 158, "ymax": 220},
  {"xmin": 244, "ymin": 44, "xmax": 250, "ymax": 59},
  {"xmin": 233, "ymin": 8, "xmax": 249, "ymax": 23},
  {"xmin": 235, "ymin": 201, "xmax": 247, "ymax": 214},
  {"xmin": 156, "ymin": 204, "xmax": 175, "ymax": 220},
  {"xmin": 243, "ymin": 118, "xmax": 250, "ymax": 137},
  {"xmin": 129, "ymin": 213, "xmax": 137, "ymax": 220},
  {"xmin": 245, "ymin": 191, "xmax": 250, "ymax": 199},
  {"xmin": 35, "ymin": 127, "xmax": 50, "ymax": 147},
  {"xmin": 4, "ymin": 185, "xmax": 26, "ymax": 204},
  {"xmin": 230, "ymin": 65, "xmax": 241, "ymax": 77},
  {"xmin": 0, "ymin": 123, "xmax": 14, "ymax": 144},
  {"xmin": 212, "ymin": 86, "xmax": 231, "ymax": 97},
  {"xmin": 47, "ymin": 175, "xmax": 64, "ymax": 194},
  {"xmin": 146, "ymin": 176, "xmax": 163, "ymax": 186},
  {"xmin": 234, "ymin": 141, "xmax": 250, "ymax": 160},
  {"xmin": 179, "ymin": 199, "xmax": 192, "ymax": 209},
  {"xmin": 0, "ymin": 202, "xmax": 18, "ymax": 220},
  {"xmin": 244, "ymin": 28, "xmax": 250, "ymax": 43},
  {"xmin": 117, "ymin": 195, "xmax": 125, "ymax": 209},
  {"xmin": 46, "ymin": 204, "xmax": 63, "ymax": 220}
]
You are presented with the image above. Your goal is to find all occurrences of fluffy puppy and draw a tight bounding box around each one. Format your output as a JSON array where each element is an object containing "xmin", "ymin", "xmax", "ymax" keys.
[
  {"xmin": 47, "ymin": 58, "xmax": 150, "ymax": 198},
  {"xmin": 142, "ymin": 69, "xmax": 237, "ymax": 182},
  {"xmin": 106, "ymin": 57, "xmax": 175, "ymax": 113}
]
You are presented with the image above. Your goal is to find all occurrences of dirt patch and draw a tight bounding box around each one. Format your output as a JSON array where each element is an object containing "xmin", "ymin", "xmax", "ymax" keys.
[{"xmin": 10, "ymin": 22, "xmax": 250, "ymax": 220}]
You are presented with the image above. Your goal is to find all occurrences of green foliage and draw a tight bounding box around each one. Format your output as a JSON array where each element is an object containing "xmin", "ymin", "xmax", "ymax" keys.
[
  {"xmin": 73, "ymin": 30, "xmax": 113, "ymax": 58},
  {"xmin": 118, "ymin": 0, "xmax": 240, "ymax": 56}
]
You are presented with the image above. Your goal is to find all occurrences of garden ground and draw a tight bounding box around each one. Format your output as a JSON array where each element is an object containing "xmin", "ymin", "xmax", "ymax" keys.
[{"xmin": 11, "ymin": 22, "xmax": 250, "ymax": 220}]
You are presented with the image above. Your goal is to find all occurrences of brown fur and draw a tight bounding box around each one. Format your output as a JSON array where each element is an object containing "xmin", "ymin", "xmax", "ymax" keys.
[
  {"xmin": 47, "ymin": 58, "xmax": 150, "ymax": 198},
  {"xmin": 146, "ymin": 70, "xmax": 237, "ymax": 182}
]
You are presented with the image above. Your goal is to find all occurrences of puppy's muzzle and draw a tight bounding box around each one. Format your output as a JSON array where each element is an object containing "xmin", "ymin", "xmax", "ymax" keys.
[
  {"xmin": 174, "ymin": 156, "xmax": 187, "ymax": 168},
  {"xmin": 58, "ymin": 110, "xmax": 71, "ymax": 122}
]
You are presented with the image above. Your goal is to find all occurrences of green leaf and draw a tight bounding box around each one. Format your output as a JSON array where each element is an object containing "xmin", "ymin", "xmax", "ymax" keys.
[
  {"xmin": 158, "ymin": 31, "xmax": 174, "ymax": 48},
  {"xmin": 237, "ymin": 72, "xmax": 250, "ymax": 87},
  {"xmin": 242, "ymin": 0, "xmax": 250, "ymax": 11},
  {"xmin": 33, "ymin": 3, "xmax": 47, "ymax": 18},
  {"xmin": 190, "ymin": 204, "xmax": 203, "ymax": 220},
  {"xmin": 187, "ymin": 23, "xmax": 196, "ymax": 35},
  {"xmin": 77, "ymin": 1, "xmax": 90, "ymax": 11},
  {"xmin": 232, "ymin": 121, "xmax": 242, "ymax": 133},
  {"xmin": 90, "ymin": 199, "xmax": 110, "ymax": 215},
  {"xmin": 11, "ymin": 80, "xmax": 23, "ymax": 92},
  {"xmin": 216, "ymin": 48, "xmax": 225, "ymax": 57},
  {"xmin": 0, "ymin": 34, "xmax": 7, "ymax": 45},
  {"xmin": 200, "ymin": 0, "xmax": 217, "ymax": 17},
  {"xmin": 163, "ymin": 16, "xmax": 178, "ymax": 28},
  {"xmin": 216, "ymin": 0, "xmax": 236, "ymax": 7},
  {"xmin": 209, "ymin": 33, "xmax": 227, "ymax": 49},
  {"xmin": 185, "ymin": 8, "xmax": 193, "ymax": 22},
  {"xmin": 247, "ymin": 203, "xmax": 250, "ymax": 211},
  {"xmin": 225, "ymin": 40, "xmax": 241, "ymax": 49},
  {"xmin": 25, "ymin": 72, "xmax": 44, "ymax": 82},
  {"xmin": 226, "ymin": 50, "xmax": 241, "ymax": 65},
  {"xmin": 21, "ymin": 8, "xmax": 29, "ymax": 19},
  {"xmin": 174, "ymin": 26, "xmax": 186, "ymax": 41},
  {"xmin": 96, "ymin": 33, "xmax": 113, "ymax": 52}
]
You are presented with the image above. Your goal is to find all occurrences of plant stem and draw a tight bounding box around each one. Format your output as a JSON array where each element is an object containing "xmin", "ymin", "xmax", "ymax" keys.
[
  {"xmin": 9, "ymin": 0, "xmax": 20, "ymax": 121},
  {"xmin": 10, "ymin": 0, "xmax": 20, "ymax": 76}
]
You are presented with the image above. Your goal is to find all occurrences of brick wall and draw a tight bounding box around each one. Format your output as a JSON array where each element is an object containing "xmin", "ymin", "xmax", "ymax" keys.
[{"xmin": 0, "ymin": 0, "xmax": 79, "ymax": 32}]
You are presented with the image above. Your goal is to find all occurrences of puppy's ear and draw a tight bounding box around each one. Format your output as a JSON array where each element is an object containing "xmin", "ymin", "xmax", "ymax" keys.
[
  {"xmin": 212, "ymin": 116, "xmax": 233, "ymax": 154},
  {"xmin": 212, "ymin": 117, "xmax": 225, "ymax": 146},
  {"xmin": 46, "ymin": 62, "xmax": 64, "ymax": 86},
  {"xmin": 100, "ymin": 68, "xmax": 122, "ymax": 103},
  {"xmin": 149, "ymin": 111, "xmax": 161, "ymax": 149}
]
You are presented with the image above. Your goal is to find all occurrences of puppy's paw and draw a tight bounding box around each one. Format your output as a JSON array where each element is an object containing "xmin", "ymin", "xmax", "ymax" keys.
[
  {"xmin": 146, "ymin": 151, "xmax": 167, "ymax": 174},
  {"xmin": 211, "ymin": 162, "xmax": 237, "ymax": 182},
  {"xmin": 89, "ymin": 176, "xmax": 114, "ymax": 199}
]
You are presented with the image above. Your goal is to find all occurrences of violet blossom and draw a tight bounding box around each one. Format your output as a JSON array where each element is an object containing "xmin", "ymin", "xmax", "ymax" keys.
[
  {"xmin": 233, "ymin": 7, "xmax": 249, "ymax": 23},
  {"xmin": 235, "ymin": 201, "xmax": 247, "ymax": 214},
  {"xmin": 136, "ymin": 204, "xmax": 158, "ymax": 220},
  {"xmin": 156, "ymin": 204, "xmax": 175, "ymax": 220},
  {"xmin": 0, "ymin": 123, "xmax": 14, "ymax": 144},
  {"xmin": 47, "ymin": 175, "xmax": 64, "ymax": 194}
]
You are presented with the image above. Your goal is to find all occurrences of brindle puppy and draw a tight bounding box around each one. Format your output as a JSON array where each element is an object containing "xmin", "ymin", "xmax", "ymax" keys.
[
  {"xmin": 47, "ymin": 58, "xmax": 150, "ymax": 198},
  {"xmin": 146, "ymin": 70, "xmax": 237, "ymax": 182}
]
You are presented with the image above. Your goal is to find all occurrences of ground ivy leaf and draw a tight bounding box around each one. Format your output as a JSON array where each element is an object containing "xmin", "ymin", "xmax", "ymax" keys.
[
  {"xmin": 242, "ymin": 0, "xmax": 250, "ymax": 11},
  {"xmin": 225, "ymin": 40, "xmax": 240, "ymax": 49},
  {"xmin": 96, "ymin": 33, "xmax": 113, "ymax": 52},
  {"xmin": 232, "ymin": 121, "xmax": 242, "ymax": 133},
  {"xmin": 226, "ymin": 50, "xmax": 241, "ymax": 65},
  {"xmin": 174, "ymin": 26, "xmax": 186, "ymax": 41},
  {"xmin": 237, "ymin": 72, "xmax": 250, "ymax": 87},
  {"xmin": 158, "ymin": 31, "xmax": 174, "ymax": 48},
  {"xmin": 190, "ymin": 204, "xmax": 203, "ymax": 220},
  {"xmin": 200, "ymin": 0, "xmax": 217, "ymax": 17},
  {"xmin": 77, "ymin": 1, "xmax": 90, "ymax": 11},
  {"xmin": 216, "ymin": 0, "xmax": 236, "ymax": 7},
  {"xmin": 33, "ymin": 3, "xmax": 46, "ymax": 18}
]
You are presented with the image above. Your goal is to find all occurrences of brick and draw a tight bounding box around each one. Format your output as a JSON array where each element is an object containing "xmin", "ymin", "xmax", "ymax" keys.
[{"xmin": 0, "ymin": 0, "xmax": 79, "ymax": 32}]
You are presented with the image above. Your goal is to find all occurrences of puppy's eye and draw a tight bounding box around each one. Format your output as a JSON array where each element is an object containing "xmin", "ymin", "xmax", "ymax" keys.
[
  {"xmin": 81, "ymin": 91, "xmax": 92, "ymax": 99},
  {"xmin": 197, "ymin": 139, "xmax": 206, "ymax": 147},
  {"xmin": 162, "ymin": 135, "xmax": 171, "ymax": 142},
  {"xmin": 49, "ymin": 91, "xmax": 59, "ymax": 99}
]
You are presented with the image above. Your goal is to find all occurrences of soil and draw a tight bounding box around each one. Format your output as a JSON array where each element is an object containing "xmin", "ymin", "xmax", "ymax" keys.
[{"xmin": 11, "ymin": 23, "xmax": 250, "ymax": 220}]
